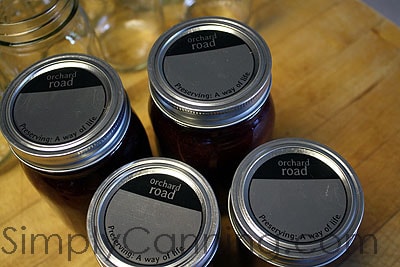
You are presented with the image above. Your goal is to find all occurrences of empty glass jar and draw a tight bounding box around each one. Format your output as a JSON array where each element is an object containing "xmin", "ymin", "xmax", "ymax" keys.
[
  {"xmin": 93, "ymin": 0, "xmax": 165, "ymax": 71},
  {"xmin": 0, "ymin": 0, "xmax": 102, "ymax": 89}
]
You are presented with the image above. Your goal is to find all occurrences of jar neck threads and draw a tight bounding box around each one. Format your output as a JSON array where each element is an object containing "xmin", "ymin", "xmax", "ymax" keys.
[{"xmin": 0, "ymin": 0, "xmax": 78, "ymax": 47}]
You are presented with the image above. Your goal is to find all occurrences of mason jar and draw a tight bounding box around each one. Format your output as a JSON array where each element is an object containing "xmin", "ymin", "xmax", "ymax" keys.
[
  {"xmin": 93, "ymin": 0, "xmax": 165, "ymax": 71},
  {"xmin": 0, "ymin": 54, "xmax": 151, "ymax": 234},
  {"xmin": 229, "ymin": 138, "xmax": 364, "ymax": 266},
  {"xmin": 87, "ymin": 157, "xmax": 220, "ymax": 266},
  {"xmin": 148, "ymin": 17, "xmax": 275, "ymax": 181}
]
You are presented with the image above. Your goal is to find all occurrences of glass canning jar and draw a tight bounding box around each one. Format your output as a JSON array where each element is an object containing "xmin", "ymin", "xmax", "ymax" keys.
[
  {"xmin": 0, "ymin": 54, "xmax": 152, "ymax": 234},
  {"xmin": 0, "ymin": 0, "xmax": 102, "ymax": 89},
  {"xmin": 148, "ymin": 17, "xmax": 275, "ymax": 181},
  {"xmin": 87, "ymin": 158, "xmax": 220, "ymax": 267},
  {"xmin": 229, "ymin": 138, "xmax": 364, "ymax": 266},
  {"xmin": 92, "ymin": 0, "xmax": 164, "ymax": 71}
]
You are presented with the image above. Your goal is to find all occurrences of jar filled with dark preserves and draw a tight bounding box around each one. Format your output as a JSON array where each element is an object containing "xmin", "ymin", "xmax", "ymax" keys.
[
  {"xmin": 0, "ymin": 54, "xmax": 152, "ymax": 234},
  {"xmin": 229, "ymin": 138, "xmax": 364, "ymax": 266},
  {"xmin": 87, "ymin": 157, "xmax": 220, "ymax": 267},
  {"xmin": 148, "ymin": 17, "xmax": 275, "ymax": 180}
]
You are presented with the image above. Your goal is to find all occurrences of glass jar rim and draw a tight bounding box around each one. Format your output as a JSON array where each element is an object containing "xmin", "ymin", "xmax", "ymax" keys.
[{"xmin": 0, "ymin": 0, "xmax": 78, "ymax": 47}]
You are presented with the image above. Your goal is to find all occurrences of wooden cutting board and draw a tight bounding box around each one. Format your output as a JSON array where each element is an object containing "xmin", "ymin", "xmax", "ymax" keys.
[{"xmin": 1, "ymin": 0, "xmax": 399, "ymax": 266}]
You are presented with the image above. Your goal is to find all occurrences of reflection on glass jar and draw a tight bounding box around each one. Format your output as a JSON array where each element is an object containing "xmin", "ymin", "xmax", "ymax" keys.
[
  {"xmin": 0, "ymin": 0, "xmax": 103, "ymax": 88},
  {"xmin": 184, "ymin": 0, "xmax": 252, "ymax": 23},
  {"xmin": 94, "ymin": 0, "xmax": 165, "ymax": 71},
  {"xmin": 161, "ymin": 0, "xmax": 187, "ymax": 29},
  {"xmin": 79, "ymin": 0, "xmax": 116, "ymax": 27}
]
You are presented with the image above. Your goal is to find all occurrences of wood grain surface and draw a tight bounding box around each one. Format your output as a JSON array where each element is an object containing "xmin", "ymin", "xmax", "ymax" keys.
[{"xmin": 1, "ymin": 0, "xmax": 399, "ymax": 266}]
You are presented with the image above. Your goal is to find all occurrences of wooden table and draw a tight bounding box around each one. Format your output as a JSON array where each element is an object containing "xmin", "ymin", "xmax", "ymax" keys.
[{"xmin": 1, "ymin": 0, "xmax": 399, "ymax": 266}]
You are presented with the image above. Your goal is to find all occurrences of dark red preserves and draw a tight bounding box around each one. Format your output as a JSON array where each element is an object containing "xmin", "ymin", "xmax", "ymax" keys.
[{"xmin": 0, "ymin": 54, "xmax": 152, "ymax": 234}]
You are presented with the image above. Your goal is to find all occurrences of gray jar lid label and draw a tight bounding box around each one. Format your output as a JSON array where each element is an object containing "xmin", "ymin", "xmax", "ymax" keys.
[
  {"xmin": 163, "ymin": 30, "xmax": 255, "ymax": 101},
  {"xmin": 104, "ymin": 174, "xmax": 203, "ymax": 265},
  {"xmin": 249, "ymin": 153, "xmax": 347, "ymax": 243},
  {"xmin": 13, "ymin": 67, "xmax": 106, "ymax": 145}
]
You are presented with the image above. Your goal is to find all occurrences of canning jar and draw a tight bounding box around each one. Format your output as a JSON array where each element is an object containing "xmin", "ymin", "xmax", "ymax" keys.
[
  {"xmin": 229, "ymin": 138, "xmax": 364, "ymax": 266},
  {"xmin": 93, "ymin": 0, "xmax": 165, "ymax": 71},
  {"xmin": 0, "ymin": 0, "xmax": 102, "ymax": 89},
  {"xmin": 87, "ymin": 157, "xmax": 220, "ymax": 266},
  {"xmin": 0, "ymin": 54, "xmax": 151, "ymax": 234},
  {"xmin": 148, "ymin": 17, "xmax": 275, "ymax": 180}
]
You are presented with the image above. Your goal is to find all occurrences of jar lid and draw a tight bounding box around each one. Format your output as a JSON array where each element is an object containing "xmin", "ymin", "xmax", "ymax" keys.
[
  {"xmin": 148, "ymin": 17, "xmax": 272, "ymax": 128},
  {"xmin": 0, "ymin": 53, "xmax": 130, "ymax": 172},
  {"xmin": 229, "ymin": 138, "xmax": 364, "ymax": 266},
  {"xmin": 87, "ymin": 157, "xmax": 220, "ymax": 267}
]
